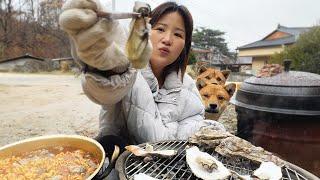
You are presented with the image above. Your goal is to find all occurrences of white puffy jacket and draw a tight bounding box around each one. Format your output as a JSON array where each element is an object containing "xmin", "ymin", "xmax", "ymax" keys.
[
  {"xmin": 81, "ymin": 63, "xmax": 225, "ymax": 144},
  {"xmin": 59, "ymin": 0, "xmax": 224, "ymax": 144}
]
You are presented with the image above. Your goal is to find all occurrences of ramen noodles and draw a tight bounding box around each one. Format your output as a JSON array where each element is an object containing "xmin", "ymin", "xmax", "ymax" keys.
[{"xmin": 0, "ymin": 146, "xmax": 99, "ymax": 180}]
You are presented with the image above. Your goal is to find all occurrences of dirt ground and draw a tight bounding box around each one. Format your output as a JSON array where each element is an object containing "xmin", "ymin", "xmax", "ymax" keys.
[{"xmin": 0, "ymin": 72, "xmax": 101, "ymax": 146}]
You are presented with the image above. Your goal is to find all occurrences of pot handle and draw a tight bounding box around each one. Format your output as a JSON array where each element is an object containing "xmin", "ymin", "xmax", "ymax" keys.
[{"xmin": 93, "ymin": 145, "xmax": 120, "ymax": 180}]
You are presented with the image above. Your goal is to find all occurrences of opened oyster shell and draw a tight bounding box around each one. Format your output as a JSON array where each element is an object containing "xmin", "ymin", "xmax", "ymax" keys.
[
  {"xmin": 253, "ymin": 161, "xmax": 282, "ymax": 180},
  {"xmin": 230, "ymin": 171, "xmax": 251, "ymax": 180},
  {"xmin": 125, "ymin": 144, "xmax": 176, "ymax": 158},
  {"xmin": 186, "ymin": 146, "xmax": 231, "ymax": 180},
  {"xmin": 134, "ymin": 173, "xmax": 159, "ymax": 180}
]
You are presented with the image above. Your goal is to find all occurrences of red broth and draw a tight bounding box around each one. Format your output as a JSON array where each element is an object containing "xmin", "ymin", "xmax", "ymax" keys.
[{"xmin": 0, "ymin": 146, "xmax": 99, "ymax": 180}]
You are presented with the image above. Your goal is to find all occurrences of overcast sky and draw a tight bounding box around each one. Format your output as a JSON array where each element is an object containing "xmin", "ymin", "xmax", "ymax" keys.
[{"xmin": 101, "ymin": 0, "xmax": 320, "ymax": 52}]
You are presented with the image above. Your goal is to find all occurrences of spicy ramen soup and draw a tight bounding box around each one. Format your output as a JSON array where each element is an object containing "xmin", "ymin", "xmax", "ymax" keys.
[{"xmin": 0, "ymin": 146, "xmax": 99, "ymax": 180}]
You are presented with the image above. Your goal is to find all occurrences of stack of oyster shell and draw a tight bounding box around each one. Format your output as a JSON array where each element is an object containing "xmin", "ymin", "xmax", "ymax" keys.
[
  {"xmin": 129, "ymin": 125, "xmax": 287, "ymax": 180},
  {"xmin": 187, "ymin": 125, "xmax": 286, "ymax": 179}
]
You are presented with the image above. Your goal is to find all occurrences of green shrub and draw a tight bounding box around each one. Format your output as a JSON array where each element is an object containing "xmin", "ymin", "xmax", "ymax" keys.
[{"xmin": 271, "ymin": 26, "xmax": 320, "ymax": 74}]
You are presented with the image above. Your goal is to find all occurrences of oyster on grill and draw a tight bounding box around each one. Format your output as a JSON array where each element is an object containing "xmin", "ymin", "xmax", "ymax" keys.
[
  {"xmin": 125, "ymin": 144, "xmax": 176, "ymax": 158},
  {"xmin": 215, "ymin": 136, "xmax": 286, "ymax": 167},
  {"xmin": 230, "ymin": 171, "xmax": 251, "ymax": 180},
  {"xmin": 186, "ymin": 146, "xmax": 231, "ymax": 180},
  {"xmin": 189, "ymin": 126, "xmax": 232, "ymax": 149},
  {"xmin": 253, "ymin": 161, "xmax": 282, "ymax": 180},
  {"xmin": 134, "ymin": 173, "xmax": 159, "ymax": 180}
]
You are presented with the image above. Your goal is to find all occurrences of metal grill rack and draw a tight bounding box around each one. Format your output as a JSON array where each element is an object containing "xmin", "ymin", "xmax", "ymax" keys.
[{"xmin": 123, "ymin": 140, "xmax": 311, "ymax": 180}]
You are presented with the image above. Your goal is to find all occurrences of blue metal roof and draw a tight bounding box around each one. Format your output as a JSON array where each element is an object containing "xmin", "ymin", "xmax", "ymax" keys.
[
  {"xmin": 238, "ymin": 35, "xmax": 296, "ymax": 49},
  {"xmin": 238, "ymin": 25, "xmax": 311, "ymax": 50},
  {"xmin": 275, "ymin": 25, "xmax": 310, "ymax": 37}
]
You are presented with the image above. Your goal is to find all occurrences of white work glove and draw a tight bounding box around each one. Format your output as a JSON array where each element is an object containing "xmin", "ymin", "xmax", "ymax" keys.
[{"xmin": 59, "ymin": 0, "xmax": 129, "ymax": 72}]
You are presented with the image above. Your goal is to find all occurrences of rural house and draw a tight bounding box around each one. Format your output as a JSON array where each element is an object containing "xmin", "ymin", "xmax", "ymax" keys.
[
  {"xmin": 0, "ymin": 54, "xmax": 56, "ymax": 72},
  {"xmin": 237, "ymin": 24, "xmax": 311, "ymax": 74}
]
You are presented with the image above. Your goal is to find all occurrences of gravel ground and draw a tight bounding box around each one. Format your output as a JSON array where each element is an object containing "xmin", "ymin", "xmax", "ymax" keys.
[
  {"xmin": 0, "ymin": 72, "xmax": 238, "ymax": 147},
  {"xmin": 0, "ymin": 73, "xmax": 100, "ymax": 146}
]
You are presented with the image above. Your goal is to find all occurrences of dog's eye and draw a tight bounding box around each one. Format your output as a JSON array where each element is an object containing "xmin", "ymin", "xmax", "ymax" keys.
[
  {"xmin": 217, "ymin": 77, "xmax": 221, "ymax": 81},
  {"xmin": 205, "ymin": 76, "xmax": 210, "ymax": 80},
  {"xmin": 218, "ymin": 96, "xmax": 224, "ymax": 100},
  {"xmin": 203, "ymin": 94, "xmax": 209, "ymax": 98}
]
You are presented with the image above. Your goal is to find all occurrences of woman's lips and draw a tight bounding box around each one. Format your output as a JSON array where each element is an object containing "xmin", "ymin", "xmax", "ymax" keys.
[{"xmin": 159, "ymin": 48, "xmax": 170, "ymax": 56}]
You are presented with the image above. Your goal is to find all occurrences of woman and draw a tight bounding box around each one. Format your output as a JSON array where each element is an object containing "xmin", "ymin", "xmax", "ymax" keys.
[{"xmin": 59, "ymin": 0, "xmax": 224, "ymax": 154}]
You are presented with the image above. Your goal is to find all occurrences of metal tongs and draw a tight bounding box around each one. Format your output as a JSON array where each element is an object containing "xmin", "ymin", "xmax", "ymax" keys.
[
  {"xmin": 96, "ymin": 11, "xmax": 141, "ymax": 20},
  {"xmin": 96, "ymin": 1, "xmax": 151, "ymax": 20}
]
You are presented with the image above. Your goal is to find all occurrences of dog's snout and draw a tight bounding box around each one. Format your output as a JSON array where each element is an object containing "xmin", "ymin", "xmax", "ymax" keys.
[
  {"xmin": 209, "ymin": 104, "xmax": 217, "ymax": 109},
  {"xmin": 205, "ymin": 103, "xmax": 219, "ymax": 113}
]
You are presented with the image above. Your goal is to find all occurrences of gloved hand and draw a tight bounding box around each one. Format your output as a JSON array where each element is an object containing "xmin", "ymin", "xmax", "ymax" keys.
[
  {"xmin": 59, "ymin": 0, "xmax": 129, "ymax": 72},
  {"xmin": 93, "ymin": 134, "xmax": 127, "ymax": 180},
  {"xmin": 94, "ymin": 134, "xmax": 127, "ymax": 160}
]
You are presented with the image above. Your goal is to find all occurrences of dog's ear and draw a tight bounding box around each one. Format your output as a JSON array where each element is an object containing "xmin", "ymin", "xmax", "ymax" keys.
[
  {"xmin": 198, "ymin": 66, "xmax": 207, "ymax": 74},
  {"xmin": 224, "ymin": 83, "xmax": 236, "ymax": 97},
  {"xmin": 221, "ymin": 70, "xmax": 231, "ymax": 80},
  {"xmin": 196, "ymin": 79, "xmax": 206, "ymax": 90}
]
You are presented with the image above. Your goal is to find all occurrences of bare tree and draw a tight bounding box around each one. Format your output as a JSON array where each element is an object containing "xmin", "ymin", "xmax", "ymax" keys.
[
  {"xmin": 0, "ymin": 0, "xmax": 70, "ymax": 59},
  {"xmin": 0, "ymin": 0, "xmax": 13, "ymax": 57},
  {"xmin": 39, "ymin": 0, "xmax": 64, "ymax": 28}
]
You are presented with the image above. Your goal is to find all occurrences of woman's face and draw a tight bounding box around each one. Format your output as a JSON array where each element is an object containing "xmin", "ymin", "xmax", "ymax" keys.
[{"xmin": 150, "ymin": 12, "xmax": 186, "ymax": 70}]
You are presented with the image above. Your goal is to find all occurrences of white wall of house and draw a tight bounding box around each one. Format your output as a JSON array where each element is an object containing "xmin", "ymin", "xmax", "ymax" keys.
[
  {"xmin": 0, "ymin": 59, "xmax": 27, "ymax": 71},
  {"xmin": 0, "ymin": 58, "xmax": 42, "ymax": 72},
  {"xmin": 238, "ymin": 46, "xmax": 284, "ymax": 57},
  {"xmin": 252, "ymin": 56, "xmax": 269, "ymax": 75}
]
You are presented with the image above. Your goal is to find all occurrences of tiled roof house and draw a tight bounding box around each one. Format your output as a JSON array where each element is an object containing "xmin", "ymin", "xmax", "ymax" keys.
[{"xmin": 237, "ymin": 24, "xmax": 310, "ymax": 74}]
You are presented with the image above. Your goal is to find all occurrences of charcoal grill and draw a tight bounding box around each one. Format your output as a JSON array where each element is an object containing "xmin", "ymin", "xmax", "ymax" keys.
[{"xmin": 115, "ymin": 140, "xmax": 318, "ymax": 180}]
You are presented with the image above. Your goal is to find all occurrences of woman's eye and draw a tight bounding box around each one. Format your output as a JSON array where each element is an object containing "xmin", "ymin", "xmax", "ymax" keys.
[
  {"xmin": 155, "ymin": 27, "xmax": 165, "ymax": 32},
  {"xmin": 174, "ymin": 33, "xmax": 183, "ymax": 38}
]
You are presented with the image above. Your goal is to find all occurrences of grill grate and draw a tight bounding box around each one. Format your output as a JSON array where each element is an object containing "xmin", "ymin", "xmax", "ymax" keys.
[{"xmin": 124, "ymin": 140, "xmax": 311, "ymax": 180}]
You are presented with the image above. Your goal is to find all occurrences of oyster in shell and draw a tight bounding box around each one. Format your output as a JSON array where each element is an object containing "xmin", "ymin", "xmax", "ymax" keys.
[
  {"xmin": 186, "ymin": 146, "xmax": 231, "ymax": 180},
  {"xmin": 253, "ymin": 161, "xmax": 282, "ymax": 180},
  {"xmin": 189, "ymin": 126, "xmax": 232, "ymax": 149},
  {"xmin": 215, "ymin": 136, "xmax": 286, "ymax": 167},
  {"xmin": 125, "ymin": 144, "xmax": 176, "ymax": 158},
  {"xmin": 126, "ymin": 1, "xmax": 152, "ymax": 69}
]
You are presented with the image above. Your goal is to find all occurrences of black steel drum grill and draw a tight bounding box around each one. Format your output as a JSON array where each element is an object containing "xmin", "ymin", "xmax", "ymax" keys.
[{"xmin": 120, "ymin": 140, "xmax": 314, "ymax": 180}]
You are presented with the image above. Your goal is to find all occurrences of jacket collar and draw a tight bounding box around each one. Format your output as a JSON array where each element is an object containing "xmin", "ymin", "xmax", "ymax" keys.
[
  {"xmin": 163, "ymin": 69, "xmax": 183, "ymax": 90},
  {"xmin": 141, "ymin": 64, "xmax": 183, "ymax": 91},
  {"xmin": 140, "ymin": 63, "xmax": 158, "ymax": 93}
]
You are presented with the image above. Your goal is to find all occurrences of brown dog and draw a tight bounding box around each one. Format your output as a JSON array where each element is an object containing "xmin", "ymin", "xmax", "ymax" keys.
[
  {"xmin": 196, "ymin": 67, "xmax": 230, "ymax": 90},
  {"xmin": 195, "ymin": 67, "xmax": 236, "ymax": 120},
  {"xmin": 199, "ymin": 83, "xmax": 236, "ymax": 120}
]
